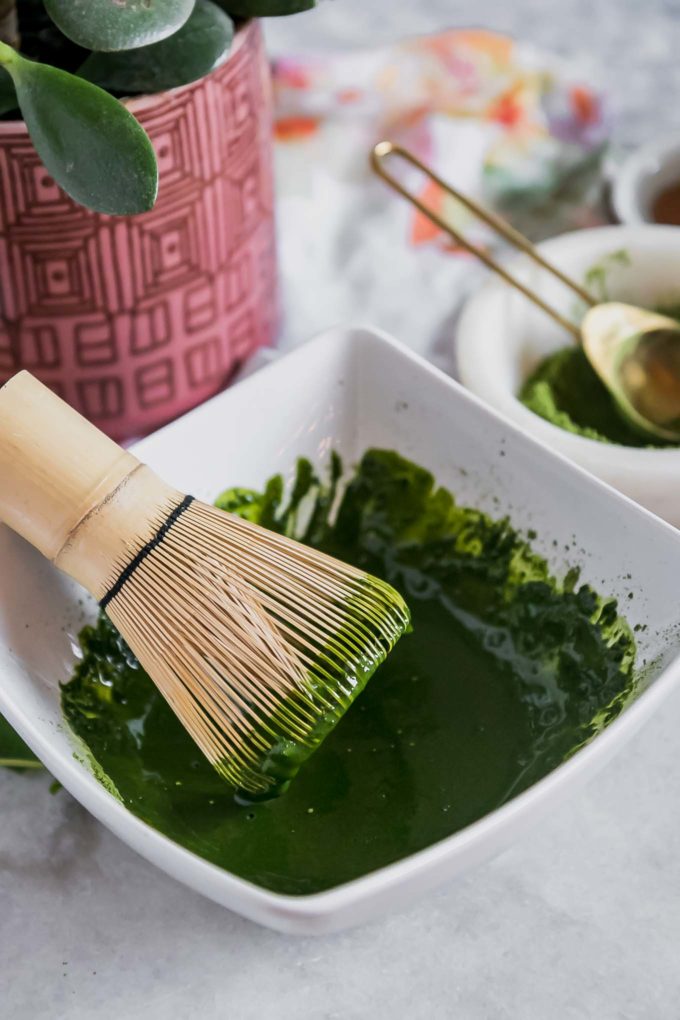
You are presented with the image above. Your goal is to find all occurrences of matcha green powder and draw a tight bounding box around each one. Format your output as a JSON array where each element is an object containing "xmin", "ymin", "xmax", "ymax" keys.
[
  {"xmin": 520, "ymin": 304, "xmax": 680, "ymax": 447},
  {"xmin": 61, "ymin": 450, "xmax": 637, "ymax": 895}
]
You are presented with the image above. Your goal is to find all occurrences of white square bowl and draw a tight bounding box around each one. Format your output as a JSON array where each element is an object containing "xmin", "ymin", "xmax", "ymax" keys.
[{"xmin": 2, "ymin": 326, "xmax": 680, "ymax": 935}]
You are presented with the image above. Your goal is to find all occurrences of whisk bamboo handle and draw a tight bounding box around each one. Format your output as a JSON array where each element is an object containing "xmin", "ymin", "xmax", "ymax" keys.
[{"xmin": 0, "ymin": 371, "xmax": 181, "ymax": 597}]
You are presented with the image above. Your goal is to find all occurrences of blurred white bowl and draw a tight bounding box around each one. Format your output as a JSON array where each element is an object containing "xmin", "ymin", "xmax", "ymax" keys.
[
  {"xmin": 457, "ymin": 224, "xmax": 680, "ymax": 527},
  {"xmin": 612, "ymin": 137, "xmax": 680, "ymax": 224}
]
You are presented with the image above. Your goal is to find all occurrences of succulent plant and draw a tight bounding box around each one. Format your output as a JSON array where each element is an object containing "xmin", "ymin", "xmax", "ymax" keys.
[{"xmin": 0, "ymin": 0, "xmax": 317, "ymax": 215}]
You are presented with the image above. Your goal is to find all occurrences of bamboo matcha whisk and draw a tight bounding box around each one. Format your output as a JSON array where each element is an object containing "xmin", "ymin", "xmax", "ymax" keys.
[{"xmin": 0, "ymin": 372, "xmax": 410, "ymax": 797}]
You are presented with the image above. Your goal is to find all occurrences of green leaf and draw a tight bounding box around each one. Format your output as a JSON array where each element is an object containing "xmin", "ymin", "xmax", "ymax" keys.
[
  {"xmin": 43, "ymin": 0, "xmax": 195, "ymax": 52},
  {"xmin": 216, "ymin": 0, "xmax": 316, "ymax": 15},
  {"xmin": 0, "ymin": 47, "xmax": 158, "ymax": 215},
  {"xmin": 79, "ymin": 0, "xmax": 234, "ymax": 95},
  {"xmin": 0, "ymin": 714, "xmax": 42, "ymax": 771},
  {"xmin": 0, "ymin": 65, "xmax": 16, "ymax": 115}
]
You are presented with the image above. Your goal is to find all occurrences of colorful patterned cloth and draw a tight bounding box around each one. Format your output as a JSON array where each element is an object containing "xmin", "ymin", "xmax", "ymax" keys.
[{"xmin": 269, "ymin": 29, "xmax": 608, "ymax": 369}]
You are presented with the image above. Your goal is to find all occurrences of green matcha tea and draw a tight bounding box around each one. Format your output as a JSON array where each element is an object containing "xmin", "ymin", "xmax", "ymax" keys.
[{"xmin": 61, "ymin": 450, "xmax": 637, "ymax": 895}]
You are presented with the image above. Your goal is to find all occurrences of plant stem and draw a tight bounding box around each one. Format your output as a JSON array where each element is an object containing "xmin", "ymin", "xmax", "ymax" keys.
[
  {"xmin": 0, "ymin": 0, "xmax": 18, "ymax": 50},
  {"xmin": 0, "ymin": 758, "xmax": 43, "ymax": 768}
]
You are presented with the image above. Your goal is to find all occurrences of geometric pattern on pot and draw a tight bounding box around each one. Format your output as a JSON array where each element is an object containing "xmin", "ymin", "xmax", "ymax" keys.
[{"xmin": 0, "ymin": 20, "xmax": 278, "ymax": 441}]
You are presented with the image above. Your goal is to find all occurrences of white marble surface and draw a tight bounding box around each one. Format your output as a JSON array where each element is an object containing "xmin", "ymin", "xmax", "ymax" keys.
[{"xmin": 4, "ymin": 2, "xmax": 680, "ymax": 1017}]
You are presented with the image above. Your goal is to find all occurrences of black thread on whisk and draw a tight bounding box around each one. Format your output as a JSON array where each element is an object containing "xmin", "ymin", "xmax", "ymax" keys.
[{"xmin": 100, "ymin": 495, "xmax": 195, "ymax": 611}]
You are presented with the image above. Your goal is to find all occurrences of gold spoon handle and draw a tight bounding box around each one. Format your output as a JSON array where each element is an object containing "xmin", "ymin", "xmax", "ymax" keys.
[{"xmin": 371, "ymin": 141, "xmax": 597, "ymax": 340}]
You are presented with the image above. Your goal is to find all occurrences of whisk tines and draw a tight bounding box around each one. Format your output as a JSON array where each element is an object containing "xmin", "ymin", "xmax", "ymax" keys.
[
  {"xmin": 0, "ymin": 371, "xmax": 410, "ymax": 797},
  {"xmin": 104, "ymin": 497, "xmax": 410, "ymax": 796}
]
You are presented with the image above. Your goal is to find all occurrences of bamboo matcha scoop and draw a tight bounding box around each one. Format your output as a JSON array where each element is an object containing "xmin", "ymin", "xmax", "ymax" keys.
[
  {"xmin": 372, "ymin": 140, "xmax": 680, "ymax": 443},
  {"xmin": 0, "ymin": 371, "xmax": 410, "ymax": 799}
]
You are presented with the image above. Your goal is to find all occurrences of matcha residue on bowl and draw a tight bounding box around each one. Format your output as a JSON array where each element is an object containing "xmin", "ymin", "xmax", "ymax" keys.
[
  {"xmin": 520, "ymin": 304, "xmax": 680, "ymax": 448},
  {"xmin": 61, "ymin": 450, "xmax": 638, "ymax": 895}
]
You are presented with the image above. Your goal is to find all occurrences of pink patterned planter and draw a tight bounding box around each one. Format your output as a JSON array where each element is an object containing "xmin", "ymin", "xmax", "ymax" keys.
[{"xmin": 0, "ymin": 20, "xmax": 278, "ymax": 441}]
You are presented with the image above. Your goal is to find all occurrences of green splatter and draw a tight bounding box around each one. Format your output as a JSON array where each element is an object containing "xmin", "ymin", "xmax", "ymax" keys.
[
  {"xmin": 583, "ymin": 249, "xmax": 631, "ymax": 303},
  {"xmin": 60, "ymin": 450, "xmax": 637, "ymax": 895},
  {"xmin": 0, "ymin": 714, "xmax": 42, "ymax": 770}
]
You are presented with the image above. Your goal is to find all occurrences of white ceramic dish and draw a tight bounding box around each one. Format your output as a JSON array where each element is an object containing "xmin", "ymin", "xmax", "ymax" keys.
[
  {"xmin": 611, "ymin": 137, "xmax": 680, "ymax": 224},
  {"xmin": 3, "ymin": 325, "xmax": 680, "ymax": 935},
  {"xmin": 457, "ymin": 224, "xmax": 680, "ymax": 527}
]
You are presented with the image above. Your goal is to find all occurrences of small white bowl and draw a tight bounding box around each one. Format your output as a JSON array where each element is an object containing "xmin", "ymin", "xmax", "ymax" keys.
[
  {"xmin": 4, "ymin": 324, "xmax": 680, "ymax": 933},
  {"xmin": 457, "ymin": 224, "xmax": 680, "ymax": 527},
  {"xmin": 612, "ymin": 137, "xmax": 680, "ymax": 224}
]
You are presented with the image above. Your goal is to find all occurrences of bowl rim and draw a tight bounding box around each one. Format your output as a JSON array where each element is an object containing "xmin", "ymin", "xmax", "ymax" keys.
[
  {"xmin": 457, "ymin": 222, "xmax": 680, "ymax": 467},
  {"xmin": 611, "ymin": 136, "xmax": 680, "ymax": 225}
]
